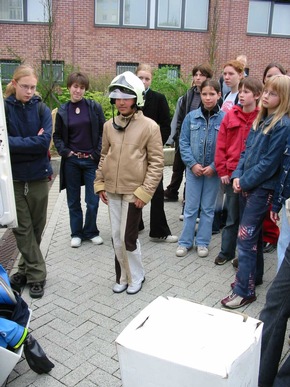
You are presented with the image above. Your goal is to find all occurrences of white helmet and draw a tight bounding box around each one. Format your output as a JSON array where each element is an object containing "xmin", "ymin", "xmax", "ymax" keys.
[{"xmin": 108, "ymin": 71, "xmax": 145, "ymax": 107}]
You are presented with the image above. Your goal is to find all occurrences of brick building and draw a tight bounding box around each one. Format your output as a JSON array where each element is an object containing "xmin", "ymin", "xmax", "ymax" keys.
[{"xmin": 0, "ymin": 0, "xmax": 289, "ymax": 83}]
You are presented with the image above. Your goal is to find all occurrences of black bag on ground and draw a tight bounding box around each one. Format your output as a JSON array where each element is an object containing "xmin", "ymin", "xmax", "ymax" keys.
[{"xmin": 24, "ymin": 334, "xmax": 55, "ymax": 374}]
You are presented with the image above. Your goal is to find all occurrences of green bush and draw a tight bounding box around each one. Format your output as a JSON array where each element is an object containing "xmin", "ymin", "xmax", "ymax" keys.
[
  {"xmin": 54, "ymin": 87, "xmax": 113, "ymax": 120},
  {"xmin": 151, "ymin": 66, "xmax": 190, "ymax": 117}
]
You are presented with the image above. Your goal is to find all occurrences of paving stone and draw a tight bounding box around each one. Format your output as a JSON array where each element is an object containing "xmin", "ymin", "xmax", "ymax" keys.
[{"xmin": 4, "ymin": 167, "xmax": 289, "ymax": 386}]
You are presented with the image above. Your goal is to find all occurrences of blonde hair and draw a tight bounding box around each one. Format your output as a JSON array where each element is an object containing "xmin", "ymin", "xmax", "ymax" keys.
[
  {"xmin": 136, "ymin": 63, "xmax": 153, "ymax": 75},
  {"xmin": 253, "ymin": 75, "xmax": 290, "ymax": 133},
  {"xmin": 4, "ymin": 64, "xmax": 38, "ymax": 98}
]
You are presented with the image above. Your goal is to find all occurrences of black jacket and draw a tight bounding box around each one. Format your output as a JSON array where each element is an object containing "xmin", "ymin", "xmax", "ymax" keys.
[
  {"xmin": 142, "ymin": 89, "xmax": 171, "ymax": 145},
  {"xmin": 53, "ymin": 99, "xmax": 105, "ymax": 191}
]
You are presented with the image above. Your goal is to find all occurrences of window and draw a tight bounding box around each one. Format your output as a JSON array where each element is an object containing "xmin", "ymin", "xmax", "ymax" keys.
[
  {"xmin": 157, "ymin": 0, "xmax": 209, "ymax": 30},
  {"xmin": 41, "ymin": 61, "xmax": 64, "ymax": 83},
  {"xmin": 116, "ymin": 62, "xmax": 138, "ymax": 75},
  {"xmin": 0, "ymin": 0, "xmax": 50, "ymax": 23},
  {"xmin": 95, "ymin": 0, "xmax": 209, "ymax": 30},
  {"xmin": 158, "ymin": 64, "xmax": 180, "ymax": 80},
  {"xmin": 157, "ymin": 0, "xmax": 182, "ymax": 28},
  {"xmin": 95, "ymin": 0, "xmax": 148, "ymax": 27},
  {"xmin": 247, "ymin": 1, "xmax": 290, "ymax": 36},
  {"xmin": 0, "ymin": 60, "xmax": 21, "ymax": 83}
]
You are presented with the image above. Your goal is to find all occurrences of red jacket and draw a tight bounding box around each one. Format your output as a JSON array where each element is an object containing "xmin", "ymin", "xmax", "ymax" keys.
[{"xmin": 215, "ymin": 105, "xmax": 259, "ymax": 178}]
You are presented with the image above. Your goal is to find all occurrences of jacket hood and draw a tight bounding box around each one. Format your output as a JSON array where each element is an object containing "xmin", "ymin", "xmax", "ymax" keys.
[{"xmin": 5, "ymin": 94, "xmax": 42, "ymax": 107}]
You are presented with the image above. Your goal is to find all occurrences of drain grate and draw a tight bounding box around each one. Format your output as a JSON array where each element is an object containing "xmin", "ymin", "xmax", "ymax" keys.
[{"xmin": 0, "ymin": 229, "xmax": 18, "ymax": 274}]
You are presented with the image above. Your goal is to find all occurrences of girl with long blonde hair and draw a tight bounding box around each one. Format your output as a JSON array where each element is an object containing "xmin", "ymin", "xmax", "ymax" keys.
[
  {"xmin": 221, "ymin": 74, "xmax": 290, "ymax": 309},
  {"xmin": 5, "ymin": 64, "xmax": 52, "ymax": 298}
]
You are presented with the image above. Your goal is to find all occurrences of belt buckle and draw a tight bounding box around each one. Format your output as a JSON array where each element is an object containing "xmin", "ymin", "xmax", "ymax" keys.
[{"xmin": 77, "ymin": 152, "xmax": 82, "ymax": 158}]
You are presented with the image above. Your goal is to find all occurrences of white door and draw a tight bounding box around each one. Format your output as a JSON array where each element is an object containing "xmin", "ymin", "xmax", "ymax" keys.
[{"xmin": 0, "ymin": 79, "xmax": 17, "ymax": 227}]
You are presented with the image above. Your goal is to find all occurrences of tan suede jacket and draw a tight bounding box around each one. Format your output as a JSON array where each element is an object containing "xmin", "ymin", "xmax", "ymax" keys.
[{"xmin": 94, "ymin": 110, "xmax": 164, "ymax": 204}]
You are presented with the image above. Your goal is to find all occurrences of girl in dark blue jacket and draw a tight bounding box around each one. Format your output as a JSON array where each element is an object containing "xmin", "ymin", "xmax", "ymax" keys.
[
  {"xmin": 270, "ymin": 133, "xmax": 290, "ymax": 271},
  {"xmin": 222, "ymin": 74, "xmax": 290, "ymax": 309},
  {"xmin": 5, "ymin": 64, "xmax": 53, "ymax": 298}
]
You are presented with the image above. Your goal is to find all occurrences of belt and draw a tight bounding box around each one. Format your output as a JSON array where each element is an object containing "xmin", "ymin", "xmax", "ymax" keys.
[{"xmin": 72, "ymin": 152, "xmax": 91, "ymax": 159}]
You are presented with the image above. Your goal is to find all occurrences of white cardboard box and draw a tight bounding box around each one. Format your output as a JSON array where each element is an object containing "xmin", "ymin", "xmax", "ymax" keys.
[
  {"xmin": 0, "ymin": 309, "xmax": 32, "ymax": 386},
  {"xmin": 116, "ymin": 297, "xmax": 263, "ymax": 387}
]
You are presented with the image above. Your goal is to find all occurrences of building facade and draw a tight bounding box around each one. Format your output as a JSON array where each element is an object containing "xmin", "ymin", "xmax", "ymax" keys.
[{"xmin": 0, "ymin": 0, "xmax": 289, "ymax": 84}]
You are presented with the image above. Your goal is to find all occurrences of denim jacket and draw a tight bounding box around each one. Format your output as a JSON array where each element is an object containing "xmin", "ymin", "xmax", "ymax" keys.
[
  {"xmin": 232, "ymin": 114, "xmax": 290, "ymax": 192},
  {"xmin": 179, "ymin": 106, "xmax": 225, "ymax": 171},
  {"xmin": 272, "ymin": 134, "xmax": 290, "ymax": 213}
]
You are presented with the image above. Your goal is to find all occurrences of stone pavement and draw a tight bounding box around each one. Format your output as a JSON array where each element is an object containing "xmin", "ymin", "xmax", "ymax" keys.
[{"xmin": 4, "ymin": 165, "xmax": 290, "ymax": 386}]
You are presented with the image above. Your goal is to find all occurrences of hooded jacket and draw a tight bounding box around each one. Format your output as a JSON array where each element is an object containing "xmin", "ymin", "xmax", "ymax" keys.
[
  {"xmin": 94, "ymin": 110, "xmax": 164, "ymax": 204},
  {"xmin": 5, "ymin": 95, "xmax": 52, "ymax": 181},
  {"xmin": 215, "ymin": 105, "xmax": 259, "ymax": 178},
  {"xmin": 232, "ymin": 114, "xmax": 290, "ymax": 191}
]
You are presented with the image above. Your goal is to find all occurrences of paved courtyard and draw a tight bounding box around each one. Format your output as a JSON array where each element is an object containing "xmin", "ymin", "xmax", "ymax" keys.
[{"xmin": 3, "ymin": 165, "xmax": 289, "ymax": 386}]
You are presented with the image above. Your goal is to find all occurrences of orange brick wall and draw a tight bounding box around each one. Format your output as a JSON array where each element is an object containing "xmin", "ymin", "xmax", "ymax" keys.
[{"xmin": 0, "ymin": 0, "xmax": 289, "ymax": 83}]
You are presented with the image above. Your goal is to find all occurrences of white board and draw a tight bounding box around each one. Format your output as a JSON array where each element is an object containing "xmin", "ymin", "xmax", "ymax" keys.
[{"xmin": 0, "ymin": 79, "xmax": 18, "ymax": 227}]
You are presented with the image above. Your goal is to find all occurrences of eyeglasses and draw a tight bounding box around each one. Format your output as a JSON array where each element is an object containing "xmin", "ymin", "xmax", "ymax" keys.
[
  {"xmin": 16, "ymin": 81, "xmax": 36, "ymax": 92},
  {"xmin": 263, "ymin": 89, "xmax": 278, "ymax": 98}
]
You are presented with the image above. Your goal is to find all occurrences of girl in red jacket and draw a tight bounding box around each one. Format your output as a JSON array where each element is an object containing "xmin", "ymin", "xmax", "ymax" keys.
[{"xmin": 214, "ymin": 77, "xmax": 263, "ymax": 265}]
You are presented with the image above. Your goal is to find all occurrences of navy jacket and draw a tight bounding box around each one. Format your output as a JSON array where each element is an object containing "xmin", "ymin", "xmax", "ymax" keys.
[
  {"xmin": 272, "ymin": 133, "xmax": 290, "ymax": 213},
  {"xmin": 53, "ymin": 99, "xmax": 104, "ymax": 191},
  {"xmin": 232, "ymin": 114, "xmax": 290, "ymax": 192},
  {"xmin": 5, "ymin": 95, "xmax": 53, "ymax": 181}
]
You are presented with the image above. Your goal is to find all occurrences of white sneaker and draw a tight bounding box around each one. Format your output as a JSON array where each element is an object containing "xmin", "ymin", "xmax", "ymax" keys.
[
  {"xmin": 150, "ymin": 235, "xmax": 178, "ymax": 243},
  {"xmin": 112, "ymin": 283, "xmax": 128, "ymax": 293},
  {"xmin": 90, "ymin": 235, "xmax": 103, "ymax": 245},
  {"xmin": 197, "ymin": 245, "xmax": 208, "ymax": 257},
  {"xmin": 71, "ymin": 237, "xmax": 82, "ymax": 248},
  {"xmin": 126, "ymin": 278, "xmax": 145, "ymax": 295},
  {"xmin": 176, "ymin": 245, "xmax": 188, "ymax": 257}
]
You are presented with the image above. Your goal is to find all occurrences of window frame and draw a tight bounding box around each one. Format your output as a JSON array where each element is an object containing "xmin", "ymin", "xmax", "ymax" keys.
[
  {"xmin": 155, "ymin": 0, "xmax": 209, "ymax": 32},
  {"xmin": 0, "ymin": 0, "xmax": 49, "ymax": 24},
  {"xmin": 158, "ymin": 64, "xmax": 181, "ymax": 80},
  {"xmin": 0, "ymin": 60, "xmax": 21, "ymax": 83},
  {"xmin": 247, "ymin": 0, "xmax": 290, "ymax": 38},
  {"xmin": 95, "ymin": 0, "xmax": 150, "ymax": 28},
  {"xmin": 95, "ymin": 0, "xmax": 209, "ymax": 31},
  {"xmin": 116, "ymin": 62, "xmax": 139, "ymax": 75},
  {"xmin": 41, "ymin": 60, "xmax": 64, "ymax": 84}
]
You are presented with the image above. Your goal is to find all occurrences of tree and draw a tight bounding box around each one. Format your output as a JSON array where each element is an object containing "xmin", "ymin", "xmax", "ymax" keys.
[
  {"xmin": 38, "ymin": 0, "xmax": 62, "ymax": 109},
  {"xmin": 206, "ymin": 0, "xmax": 220, "ymax": 78}
]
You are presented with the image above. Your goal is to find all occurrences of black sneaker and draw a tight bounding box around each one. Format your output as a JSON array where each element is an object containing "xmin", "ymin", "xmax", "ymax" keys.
[
  {"xmin": 9, "ymin": 272, "xmax": 27, "ymax": 292},
  {"xmin": 214, "ymin": 256, "xmax": 228, "ymax": 265},
  {"xmin": 29, "ymin": 280, "xmax": 46, "ymax": 299},
  {"xmin": 164, "ymin": 190, "xmax": 178, "ymax": 201},
  {"xmin": 231, "ymin": 257, "xmax": 239, "ymax": 269},
  {"xmin": 263, "ymin": 242, "xmax": 277, "ymax": 253}
]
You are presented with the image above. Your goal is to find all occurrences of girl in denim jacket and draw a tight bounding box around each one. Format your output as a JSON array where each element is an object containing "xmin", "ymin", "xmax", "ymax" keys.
[
  {"xmin": 176, "ymin": 80, "xmax": 225, "ymax": 258},
  {"xmin": 222, "ymin": 75, "xmax": 290, "ymax": 309}
]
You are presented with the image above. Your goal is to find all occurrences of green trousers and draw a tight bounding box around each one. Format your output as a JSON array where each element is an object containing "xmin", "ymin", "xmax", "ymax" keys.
[{"xmin": 12, "ymin": 179, "xmax": 49, "ymax": 283}]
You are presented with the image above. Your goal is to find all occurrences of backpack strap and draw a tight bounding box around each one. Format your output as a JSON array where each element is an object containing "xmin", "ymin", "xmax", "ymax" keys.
[{"xmin": 37, "ymin": 101, "xmax": 46, "ymax": 120}]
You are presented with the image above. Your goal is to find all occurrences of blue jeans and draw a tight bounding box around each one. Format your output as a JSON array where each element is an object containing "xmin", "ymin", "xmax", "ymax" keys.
[
  {"xmin": 179, "ymin": 167, "xmax": 220, "ymax": 248},
  {"xmin": 234, "ymin": 187, "xmax": 272, "ymax": 298},
  {"xmin": 259, "ymin": 242, "xmax": 290, "ymax": 387},
  {"xmin": 64, "ymin": 156, "xmax": 100, "ymax": 239},
  {"xmin": 218, "ymin": 183, "xmax": 239, "ymax": 260},
  {"xmin": 277, "ymin": 205, "xmax": 290, "ymax": 271}
]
